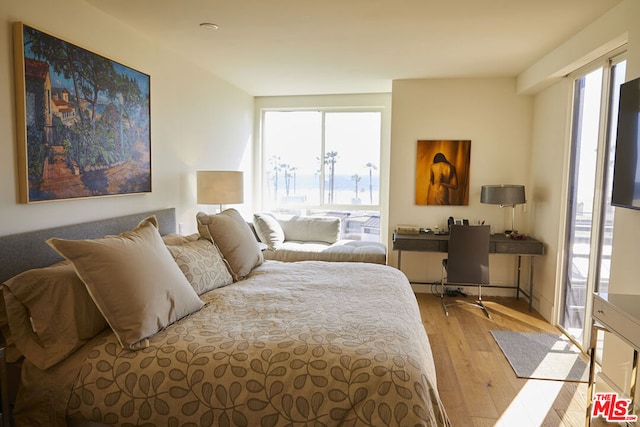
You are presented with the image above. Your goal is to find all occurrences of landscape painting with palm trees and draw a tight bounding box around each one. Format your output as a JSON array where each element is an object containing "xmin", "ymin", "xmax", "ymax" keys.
[{"xmin": 14, "ymin": 23, "xmax": 151, "ymax": 203}]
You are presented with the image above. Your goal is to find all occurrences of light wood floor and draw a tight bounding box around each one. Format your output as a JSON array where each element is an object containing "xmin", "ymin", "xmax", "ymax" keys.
[{"xmin": 415, "ymin": 293, "xmax": 606, "ymax": 427}]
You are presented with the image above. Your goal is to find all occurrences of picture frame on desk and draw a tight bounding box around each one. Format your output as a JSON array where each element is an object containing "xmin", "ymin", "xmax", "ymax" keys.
[{"xmin": 396, "ymin": 225, "xmax": 421, "ymax": 235}]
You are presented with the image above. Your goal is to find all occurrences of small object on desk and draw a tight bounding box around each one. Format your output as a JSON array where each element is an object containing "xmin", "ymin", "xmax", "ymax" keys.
[
  {"xmin": 420, "ymin": 228, "xmax": 433, "ymax": 234},
  {"xmin": 396, "ymin": 225, "xmax": 421, "ymax": 235}
]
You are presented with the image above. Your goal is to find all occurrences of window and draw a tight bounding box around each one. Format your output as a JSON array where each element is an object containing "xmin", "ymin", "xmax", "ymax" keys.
[
  {"xmin": 560, "ymin": 53, "xmax": 626, "ymax": 349},
  {"xmin": 261, "ymin": 110, "xmax": 382, "ymax": 241}
]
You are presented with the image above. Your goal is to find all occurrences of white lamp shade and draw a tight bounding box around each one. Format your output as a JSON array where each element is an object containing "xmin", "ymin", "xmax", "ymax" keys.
[
  {"xmin": 480, "ymin": 185, "xmax": 525, "ymax": 206},
  {"xmin": 197, "ymin": 171, "xmax": 244, "ymax": 205}
]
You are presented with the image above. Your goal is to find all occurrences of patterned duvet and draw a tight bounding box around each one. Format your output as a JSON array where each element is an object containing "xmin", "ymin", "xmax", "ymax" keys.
[{"xmin": 17, "ymin": 261, "xmax": 450, "ymax": 426}]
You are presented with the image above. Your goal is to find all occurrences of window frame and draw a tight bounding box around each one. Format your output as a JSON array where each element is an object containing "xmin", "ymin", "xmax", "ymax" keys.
[
  {"xmin": 557, "ymin": 47, "xmax": 626, "ymax": 352},
  {"xmin": 258, "ymin": 107, "xmax": 384, "ymax": 213}
]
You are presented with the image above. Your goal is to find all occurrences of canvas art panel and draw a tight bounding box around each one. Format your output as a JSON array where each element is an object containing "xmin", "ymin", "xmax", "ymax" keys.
[
  {"xmin": 415, "ymin": 140, "xmax": 471, "ymax": 206},
  {"xmin": 13, "ymin": 22, "xmax": 151, "ymax": 203}
]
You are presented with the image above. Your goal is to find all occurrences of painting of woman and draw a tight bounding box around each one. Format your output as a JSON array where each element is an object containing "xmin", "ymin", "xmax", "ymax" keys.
[{"xmin": 415, "ymin": 140, "xmax": 470, "ymax": 206}]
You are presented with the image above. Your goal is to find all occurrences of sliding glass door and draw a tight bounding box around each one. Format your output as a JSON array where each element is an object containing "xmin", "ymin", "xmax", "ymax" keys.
[{"xmin": 560, "ymin": 54, "xmax": 626, "ymax": 348}]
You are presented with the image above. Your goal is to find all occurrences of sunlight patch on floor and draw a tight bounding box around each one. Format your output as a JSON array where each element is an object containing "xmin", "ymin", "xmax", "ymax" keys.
[
  {"xmin": 495, "ymin": 379, "xmax": 565, "ymax": 426},
  {"xmin": 530, "ymin": 351, "xmax": 585, "ymax": 380}
]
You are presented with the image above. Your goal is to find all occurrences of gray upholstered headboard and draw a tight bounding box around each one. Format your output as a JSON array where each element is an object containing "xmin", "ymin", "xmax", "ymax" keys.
[{"xmin": 0, "ymin": 208, "xmax": 176, "ymax": 283}]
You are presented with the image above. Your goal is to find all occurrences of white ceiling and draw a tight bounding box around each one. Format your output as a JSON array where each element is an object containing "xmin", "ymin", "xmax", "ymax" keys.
[{"xmin": 85, "ymin": 0, "xmax": 620, "ymax": 96}]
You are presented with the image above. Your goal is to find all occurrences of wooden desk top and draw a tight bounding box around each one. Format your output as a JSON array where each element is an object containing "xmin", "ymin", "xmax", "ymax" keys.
[{"xmin": 392, "ymin": 231, "xmax": 544, "ymax": 255}]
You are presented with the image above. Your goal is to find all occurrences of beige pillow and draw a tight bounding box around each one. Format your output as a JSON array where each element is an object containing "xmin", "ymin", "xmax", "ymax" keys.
[
  {"xmin": 167, "ymin": 239, "xmax": 233, "ymax": 294},
  {"xmin": 47, "ymin": 219, "xmax": 204, "ymax": 350},
  {"xmin": 162, "ymin": 232, "xmax": 200, "ymax": 246},
  {"xmin": 196, "ymin": 209, "xmax": 263, "ymax": 281},
  {"xmin": 253, "ymin": 213, "xmax": 285, "ymax": 249},
  {"xmin": 2, "ymin": 261, "xmax": 108, "ymax": 370},
  {"xmin": 0, "ymin": 288, "xmax": 22, "ymax": 363}
]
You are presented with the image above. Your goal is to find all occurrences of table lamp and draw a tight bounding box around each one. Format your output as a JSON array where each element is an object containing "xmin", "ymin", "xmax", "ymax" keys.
[
  {"xmin": 197, "ymin": 171, "xmax": 244, "ymax": 212},
  {"xmin": 480, "ymin": 185, "xmax": 526, "ymax": 234}
]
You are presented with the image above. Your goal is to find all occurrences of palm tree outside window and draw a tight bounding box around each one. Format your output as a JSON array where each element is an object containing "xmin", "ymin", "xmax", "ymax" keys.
[{"xmin": 261, "ymin": 110, "xmax": 382, "ymax": 241}]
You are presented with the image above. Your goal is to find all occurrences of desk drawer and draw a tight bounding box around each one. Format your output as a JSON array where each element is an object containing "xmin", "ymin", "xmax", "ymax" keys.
[
  {"xmin": 593, "ymin": 297, "xmax": 640, "ymax": 350},
  {"xmin": 493, "ymin": 241, "xmax": 543, "ymax": 255},
  {"xmin": 392, "ymin": 238, "xmax": 444, "ymax": 252}
]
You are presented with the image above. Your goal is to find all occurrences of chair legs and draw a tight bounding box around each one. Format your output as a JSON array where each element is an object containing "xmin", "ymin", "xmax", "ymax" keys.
[
  {"xmin": 440, "ymin": 275, "xmax": 450, "ymax": 316},
  {"xmin": 475, "ymin": 285, "xmax": 491, "ymax": 318},
  {"xmin": 440, "ymin": 293, "xmax": 449, "ymax": 316},
  {"xmin": 440, "ymin": 283, "xmax": 491, "ymax": 319}
]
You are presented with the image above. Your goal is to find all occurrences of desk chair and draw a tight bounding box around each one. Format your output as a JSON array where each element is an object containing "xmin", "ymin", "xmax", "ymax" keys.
[{"xmin": 441, "ymin": 224, "xmax": 491, "ymax": 318}]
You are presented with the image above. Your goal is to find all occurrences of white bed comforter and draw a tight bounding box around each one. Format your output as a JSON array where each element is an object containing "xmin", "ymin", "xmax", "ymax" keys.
[{"xmin": 15, "ymin": 261, "xmax": 450, "ymax": 427}]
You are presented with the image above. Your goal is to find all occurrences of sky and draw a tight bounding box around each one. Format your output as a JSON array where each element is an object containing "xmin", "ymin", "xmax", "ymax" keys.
[{"xmin": 263, "ymin": 110, "xmax": 381, "ymax": 176}]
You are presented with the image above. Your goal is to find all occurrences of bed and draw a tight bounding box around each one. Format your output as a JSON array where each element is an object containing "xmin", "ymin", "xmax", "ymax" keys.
[{"xmin": 0, "ymin": 208, "xmax": 450, "ymax": 427}]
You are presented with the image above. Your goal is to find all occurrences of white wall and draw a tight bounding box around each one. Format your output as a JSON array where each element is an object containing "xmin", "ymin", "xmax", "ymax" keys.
[
  {"xmin": 0, "ymin": 0, "xmax": 254, "ymax": 236},
  {"xmin": 607, "ymin": 4, "xmax": 640, "ymax": 294},
  {"xmin": 601, "ymin": 0, "xmax": 640, "ymax": 401},
  {"xmin": 388, "ymin": 78, "xmax": 534, "ymax": 292},
  {"xmin": 524, "ymin": 0, "xmax": 640, "ymax": 402},
  {"xmin": 527, "ymin": 80, "xmax": 572, "ymax": 321}
]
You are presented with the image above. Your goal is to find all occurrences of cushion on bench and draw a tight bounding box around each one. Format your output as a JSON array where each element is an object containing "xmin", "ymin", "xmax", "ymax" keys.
[{"xmin": 253, "ymin": 213, "xmax": 386, "ymax": 264}]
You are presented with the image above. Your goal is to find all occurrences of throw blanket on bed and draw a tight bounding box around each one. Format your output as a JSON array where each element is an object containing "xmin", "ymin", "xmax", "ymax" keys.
[{"xmin": 18, "ymin": 261, "xmax": 450, "ymax": 426}]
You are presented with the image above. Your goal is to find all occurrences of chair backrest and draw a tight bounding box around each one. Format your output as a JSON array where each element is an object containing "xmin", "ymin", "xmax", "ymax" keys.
[{"xmin": 447, "ymin": 224, "xmax": 490, "ymax": 285}]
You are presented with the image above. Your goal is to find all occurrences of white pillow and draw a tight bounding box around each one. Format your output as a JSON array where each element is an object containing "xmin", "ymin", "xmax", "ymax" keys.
[
  {"xmin": 279, "ymin": 216, "xmax": 341, "ymax": 244},
  {"xmin": 253, "ymin": 213, "xmax": 285, "ymax": 249}
]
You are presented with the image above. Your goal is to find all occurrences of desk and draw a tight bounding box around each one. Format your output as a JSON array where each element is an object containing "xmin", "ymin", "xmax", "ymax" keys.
[
  {"xmin": 392, "ymin": 232, "xmax": 544, "ymax": 309},
  {"xmin": 587, "ymin": 293, "xmax": 640, "ymax": 426}
]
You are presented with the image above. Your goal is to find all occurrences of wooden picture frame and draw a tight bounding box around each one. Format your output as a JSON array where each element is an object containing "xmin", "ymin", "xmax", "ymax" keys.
[
  {"xmin": 415, "ymin": 140, "xmax": 471, "ymax": 206},
  {"xmin": 13, "ymin": 22, "xmax": 151, "ymax": 203}
]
